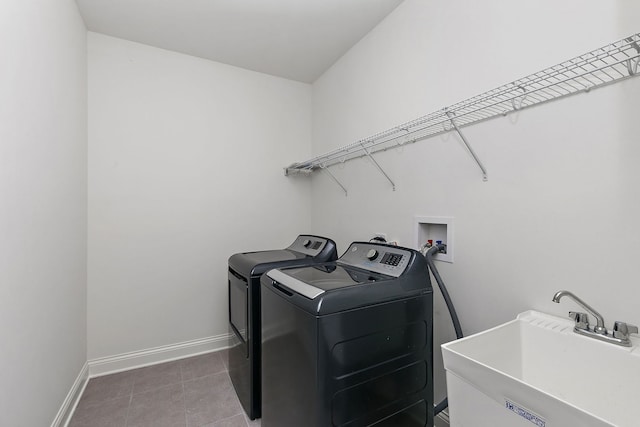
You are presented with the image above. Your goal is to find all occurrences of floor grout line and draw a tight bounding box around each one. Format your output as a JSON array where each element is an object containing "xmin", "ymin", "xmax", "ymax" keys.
[
  {"xmin": 180, "ymin": 361, "xmax": 188, "ymax": 427},
  {"xmin": 123, "ymin": 390, "xmax": 132, "ymax": 427}
]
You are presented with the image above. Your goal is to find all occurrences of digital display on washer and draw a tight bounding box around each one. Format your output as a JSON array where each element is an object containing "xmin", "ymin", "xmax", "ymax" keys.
[
  {"xmin": 380, "ymin": 252, "xmax": 403, "ymax": 266},
  {"xmin": 280, "ymin": 264, "xmax": 389, "ymax": 292},
  {"xmin": 338, "ymin": 243, "xmax": 411, "ymax": 277}
]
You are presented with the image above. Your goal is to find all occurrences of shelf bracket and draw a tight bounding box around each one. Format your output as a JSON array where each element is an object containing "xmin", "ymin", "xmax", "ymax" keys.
[
  {"xmin": 360, "ymin": 143, "xmax": 396, "ymax": 191},
  {"xmin": 511, "ymin": 86, "xmax": 528, "ymax": 111},
  {"xmin": 627, "ymin": 57, "xmax": 639, "ymax": 76},
  {"xmin": 320, "ymin": 164, "xmax": 348, "ymax": 196},
  {"xmin": 284, "ymin": 165, "xmax": 312, "ymax": 176},
  {"xmin": 627, "ymin": 36, "xmax": 640, "ymax": 75},
  {"xmin": 446, "ymin": 111, "xmax": 488, "ymax": 181}
]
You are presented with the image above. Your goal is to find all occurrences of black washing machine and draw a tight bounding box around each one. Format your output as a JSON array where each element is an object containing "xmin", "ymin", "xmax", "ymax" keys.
[
  {"xmin": 227, "ymin": 235, "xmax": 338, "ymax": 420},
  {"xmin": 261, "ymin": 241, "xmax": 433, "ymax": 427}
]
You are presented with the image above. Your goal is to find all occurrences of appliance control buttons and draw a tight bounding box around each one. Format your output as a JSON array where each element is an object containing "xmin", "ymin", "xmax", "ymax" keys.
[
  {"xmin": 366, "ymin": 249, "xmax": 379, "ymax": 260},
  {"xmin": 380, "ymin": 252, "xmax": 403, "ymax": 266}
]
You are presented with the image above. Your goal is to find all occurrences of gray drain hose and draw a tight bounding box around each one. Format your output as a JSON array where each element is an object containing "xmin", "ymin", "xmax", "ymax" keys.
[{"xmin": 423, "ymin": 244, "xmax": 463, "ymax": 415}]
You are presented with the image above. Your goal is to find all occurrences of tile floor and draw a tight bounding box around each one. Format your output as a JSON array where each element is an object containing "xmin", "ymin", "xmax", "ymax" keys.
[
  {"xmin": 70, "ymin": 349, "xmax": 260, "ymax": 427},
  {"xmin": 70, "ymin": 349, "xmax": 449, "ymax": 426}
]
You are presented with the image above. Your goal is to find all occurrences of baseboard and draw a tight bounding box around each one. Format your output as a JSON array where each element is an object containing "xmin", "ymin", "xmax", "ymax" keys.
[
  {"xmin": 88, "ymin": 332, "xmax": 233, "ymax": 377},
  {"xmin": 435, "ymin": 410, "xmax": 450, "ymax": 426},
  {"xmin": 50, "ymin": 362, "xmax": 89, "ymax": 427}
]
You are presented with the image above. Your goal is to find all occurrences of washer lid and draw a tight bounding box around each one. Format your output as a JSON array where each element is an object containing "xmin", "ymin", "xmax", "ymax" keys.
[{"xmin": 266, "ymin": 264, "xmax": 389, "ymax": 299}]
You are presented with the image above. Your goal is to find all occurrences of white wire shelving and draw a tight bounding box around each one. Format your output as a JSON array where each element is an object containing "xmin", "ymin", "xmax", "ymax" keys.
[{"xmin": 284, "ymin": 33, "xmax": 640, "ymax": 195}]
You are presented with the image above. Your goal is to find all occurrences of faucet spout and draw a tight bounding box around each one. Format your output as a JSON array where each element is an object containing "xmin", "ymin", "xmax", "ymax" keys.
[{"xmin": 552, "ymin": 290, "xmax": 607, "ymax": 334}]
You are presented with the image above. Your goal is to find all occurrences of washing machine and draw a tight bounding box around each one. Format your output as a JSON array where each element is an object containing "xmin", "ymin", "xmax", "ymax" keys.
[
  {"xmin": 227, "ymin": 234, "xmax": 338, "ymax": 420},
  {"xmin": 260, "ymin": 241, "xmax": 434, "ymax": 427}
]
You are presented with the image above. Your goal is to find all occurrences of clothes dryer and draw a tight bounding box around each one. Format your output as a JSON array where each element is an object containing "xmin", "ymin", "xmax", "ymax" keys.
[{"xmin": 227, "ymin": 235, "xmax": 337, "ymax": 419}]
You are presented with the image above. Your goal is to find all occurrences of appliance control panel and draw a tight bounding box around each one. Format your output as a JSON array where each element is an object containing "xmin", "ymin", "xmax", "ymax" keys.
[
  {"xmin": 288, "ymin": 235, "xmax": 329, "ymax": 256},
  {"xmin": 338, "ymin": 243, "xmax": 412, "ymax": 277}
]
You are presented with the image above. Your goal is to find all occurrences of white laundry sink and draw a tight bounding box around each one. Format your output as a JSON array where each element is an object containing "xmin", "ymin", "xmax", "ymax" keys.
[{"xmin": 442, "ymin": 310, "xmax": 640, "ymax": 427}]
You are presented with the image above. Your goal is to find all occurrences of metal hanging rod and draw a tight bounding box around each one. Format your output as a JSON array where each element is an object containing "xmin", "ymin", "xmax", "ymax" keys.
[{"xmin": 284, "ymin": 33, "xmax": 640, "ymax": 188}]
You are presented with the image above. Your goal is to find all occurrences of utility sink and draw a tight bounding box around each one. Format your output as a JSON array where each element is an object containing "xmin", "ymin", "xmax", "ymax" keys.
[{"xmin": 442, "ymin": 310, "xmax": 640, "ymax": 427}]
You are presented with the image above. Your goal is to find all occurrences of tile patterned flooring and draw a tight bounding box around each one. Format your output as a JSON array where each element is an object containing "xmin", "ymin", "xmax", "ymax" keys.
[
  {"xmin": 70, "ymin": 348, "xmax": 449, "ymax": 426},
  {"xmin": 70, "ymin": 350, "xmax": 261, "ymax": 427}
]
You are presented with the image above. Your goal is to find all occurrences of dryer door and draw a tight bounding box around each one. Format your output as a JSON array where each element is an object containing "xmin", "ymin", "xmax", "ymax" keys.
[{"xmin": 228, "ymin": 267, "xmax": 248, "ymax": 354}]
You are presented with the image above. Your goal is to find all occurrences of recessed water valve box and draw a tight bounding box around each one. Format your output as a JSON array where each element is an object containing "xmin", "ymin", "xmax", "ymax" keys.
[{"xmin": 414, "ymin": 216, "xmax": 454, "ymax": 263}]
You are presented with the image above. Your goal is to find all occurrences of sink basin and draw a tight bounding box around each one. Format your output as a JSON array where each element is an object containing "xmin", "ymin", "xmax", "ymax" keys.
[{"xmin": 442, "ymin": 310, "xmax": 640, "ymax": 427}]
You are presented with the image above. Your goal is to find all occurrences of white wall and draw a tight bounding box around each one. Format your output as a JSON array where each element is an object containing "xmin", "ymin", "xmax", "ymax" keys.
[
  {"xmin": 311, "ymin": 0, "xmax": 640, "ymax": 405},
  {"xmin": 0, "ymin": 1, "xmax": 87, "ymax": 426},
  {"xmin": 88, "ymin": 33, "xmax": 312, "ymax": 360}
]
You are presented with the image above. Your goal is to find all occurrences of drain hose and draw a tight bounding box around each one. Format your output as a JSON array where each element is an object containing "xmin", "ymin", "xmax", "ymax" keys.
[{"xmin": 423, "ymin": 244, "xmax": 464, "ymax": 415}]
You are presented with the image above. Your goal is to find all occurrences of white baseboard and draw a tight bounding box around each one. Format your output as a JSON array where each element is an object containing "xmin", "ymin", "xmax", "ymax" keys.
[
  {"xmin": 50, "ymin": 362, "xmax": 89, "ymax": 427},
  {"xmin": 435, "ymin": 410, "xmax": 450, "ymax": 426},
  {"xmin": 88, "ymin": 332, "xmax": 233, "ymax": 377}
]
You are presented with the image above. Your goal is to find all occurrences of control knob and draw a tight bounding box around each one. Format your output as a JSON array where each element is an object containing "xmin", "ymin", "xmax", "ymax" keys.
[
  {"xmin": 302, "ymin": 239, "xmax": 312, "ymax": 248},
  {"xmin": 366, "ymin": 249, "xmax": 379, "ymax": 260}
]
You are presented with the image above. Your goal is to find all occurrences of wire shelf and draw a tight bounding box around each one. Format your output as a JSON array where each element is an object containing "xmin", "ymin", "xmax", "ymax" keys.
[{"xmin": 285, "ymin": 33, "xmax": 640, "ymax": 181}]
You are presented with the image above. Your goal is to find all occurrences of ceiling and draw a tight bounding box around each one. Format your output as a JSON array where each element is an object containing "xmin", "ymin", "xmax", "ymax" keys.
[{"xmin": 75, "ymin": 0, "xmax": 404, "ymax": 83}]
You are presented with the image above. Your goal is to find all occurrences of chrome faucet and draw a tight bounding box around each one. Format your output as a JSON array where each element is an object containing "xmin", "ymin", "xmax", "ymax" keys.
[
  {"xmin": 552, "ymin": 290, "xmax": 607, "ymax": 334},
  {"xmin": 552, "ymin": 290, "xmax": 638, "ymax": 347}
]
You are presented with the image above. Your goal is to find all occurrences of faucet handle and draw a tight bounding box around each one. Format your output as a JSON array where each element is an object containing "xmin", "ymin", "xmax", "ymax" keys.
[
  {"xmin": 569, "ymin": 311, "xmax": 590, "ymax": 329},
  {"xmin": 613, "ymin": 321, "xmax": 639, "ymax": 340}
]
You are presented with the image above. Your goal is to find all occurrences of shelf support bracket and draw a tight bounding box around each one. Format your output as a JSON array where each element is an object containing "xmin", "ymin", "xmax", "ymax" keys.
[
  {"xmin": 320, "ymin": 164, "xmax": 348, "ymax": 196},
  {"xmin": 284, "ymin": 165, "xmax": 312, "ymax": 176},
  {"xmin": 627, "ymin": 57, "xmax": 639, "ymax": 76},
  {"xmin": 627, "ymin": 36, "xmax": 640, "ymax": 75},
  {"xmin": 360, "ymin": 143, "xmax": 396, "ymax": 191},
  {"xmin": 446, "ymin": 111, "xmax": 488, "ymax": 181}
]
